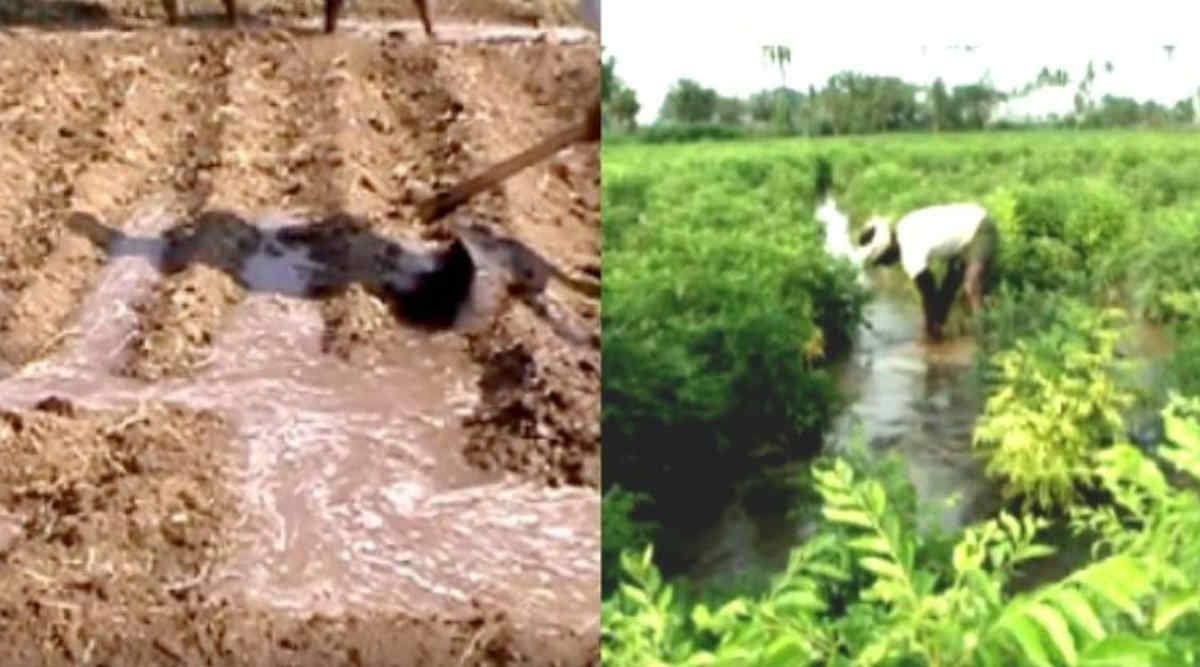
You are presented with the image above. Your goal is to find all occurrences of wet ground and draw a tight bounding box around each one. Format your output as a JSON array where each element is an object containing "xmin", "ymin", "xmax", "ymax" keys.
[
  {"xmin": 0, "ymin": 3, "xmax": 600, "ymax": 664},
  {"xmin": 682, "ymin": 198, "xmax": 1177, "ymax": 594},
  {"xmin": 682, "ymin": 265, "xmax": 993, "ymax": 591},
  {"xmin": 681, "ymin": 199, "xmax": 998, "ymax": 591}
]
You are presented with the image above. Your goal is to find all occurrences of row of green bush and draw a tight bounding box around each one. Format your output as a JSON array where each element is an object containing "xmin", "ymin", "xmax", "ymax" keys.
[
  {"xmin": 601, "ymin": 131, "xmax": 1200, "ymax": 607},
  {"xmin": 604, "ymin": 395, "xmax": 1200, "ymax": 666}
]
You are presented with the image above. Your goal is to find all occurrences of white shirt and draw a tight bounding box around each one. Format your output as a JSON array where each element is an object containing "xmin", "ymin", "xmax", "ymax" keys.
[{"xmin": 893, "ymin": 202, "xmax": 988, "ymax": 279}]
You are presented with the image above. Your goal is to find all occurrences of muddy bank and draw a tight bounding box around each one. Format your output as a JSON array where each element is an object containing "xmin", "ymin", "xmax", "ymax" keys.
[{"xmin": 0, "ymin": 8, "xmax": 599, "ymax": 664}]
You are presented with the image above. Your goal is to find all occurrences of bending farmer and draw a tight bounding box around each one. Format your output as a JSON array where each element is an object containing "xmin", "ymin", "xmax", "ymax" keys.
[{"xmin": 854, "ymin": 202, "xmax": 997, "ymax": 341}]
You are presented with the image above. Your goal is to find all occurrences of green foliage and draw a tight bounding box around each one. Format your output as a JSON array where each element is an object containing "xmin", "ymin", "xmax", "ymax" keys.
[
  {"xmin": 603, "ymin": 143, "xmax": 870, "ymax": 524},
  {"xmin": 602, "ymin": 131, "xmax": 1200, "ymax": 665},
  {"xmin": 602, "ymin": 546, "xmax": 698, "ymax": 664},
  {"xmin": 612, "ymin": 64, "xmax": 1199, "ymax": 140},
  {"xmin": 604, "ymin": 123, "xmax": 758, "ymax": 145},
  {"xmin": 603, "ymin": 485, "xmax": 659, "ymax": 596},
  {"xmin": 1166, "ymin": 320, "xmax": 1200, "ymax": 398},
  {"xmin": 972, "ymin": 303, "xmax": 1135, "ymax": 510},
  {"xmin": 1121, "ymin": 207, "xmax": 1200, "ymax": 323},
  {"xmin": 603, "ymin": 399, "xmax": 1200, "ymax": 666},
  {"xmin": 602, "ymin": 55, "xmax": 642, "ymax": 131},
  {"xmin": 659, "ymin": 78, "xmax": 720, "ymax": 124}
]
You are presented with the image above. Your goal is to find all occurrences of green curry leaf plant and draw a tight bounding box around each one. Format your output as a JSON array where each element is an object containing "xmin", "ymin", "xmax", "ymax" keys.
[
  {"xmin": 971, "ymin": 303, "xmax": 1136, "ymax": 511},
  {"xmin": 602, "ymin": 397, "xmax": 1200, "ymax": 666}
]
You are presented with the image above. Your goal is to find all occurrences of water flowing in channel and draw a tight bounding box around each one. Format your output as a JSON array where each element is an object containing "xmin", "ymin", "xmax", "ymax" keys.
[{"xmin": 0, "ymin": 202, "xmax": 598, "ymax": 634}]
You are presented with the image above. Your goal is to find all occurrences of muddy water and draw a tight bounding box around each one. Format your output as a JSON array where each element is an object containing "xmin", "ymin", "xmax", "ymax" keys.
[
  {"xmin": 680, "ymin": 199, "xmax": 1180, "ymax": 595},
  {"xmin": 0, "ymin": 202, "xmax": 598, "ymax": 632},
  {"xmin": 682, "ymin": 199, "xmax": 994, "ymax": 591}
]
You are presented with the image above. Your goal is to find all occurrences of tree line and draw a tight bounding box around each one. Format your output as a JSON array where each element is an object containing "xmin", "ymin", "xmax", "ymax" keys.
[{"xmin": 602, "ymin": 53, "xmax": 1198, "ymax": 137}]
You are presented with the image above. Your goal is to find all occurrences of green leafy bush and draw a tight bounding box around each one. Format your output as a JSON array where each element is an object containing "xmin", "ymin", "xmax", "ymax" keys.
[
  {"xmin": 1120, "ymin": 207, "xmax": 1200, "ymax": 323},
  {"xmin": 602, "ymin": 485, "xmax": 659, "ymax": 597},
  {"xmin": 602, "ymin": 131, "xmax": 1200, "ymax": 659},
  {"xmin": 603, "ymin": 144, "xmax": 870, "ymax": 525},
  {"xmin": 1166, "ymin": 319, "xmax": 1200, "ymax": 401},
  {"xmin": 619, "ymin": 122, "xmax": 756, "ymax": 144},
  {"xmin": 602, "ymin": 397, "xmax": 1200, "ymax": 666},
  {"xmin": 972, "ymin": 303, "xmax": 1136, "ymax": 510}
]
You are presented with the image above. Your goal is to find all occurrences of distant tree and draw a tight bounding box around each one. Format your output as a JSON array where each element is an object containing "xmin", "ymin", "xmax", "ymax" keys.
[
  {"xmin": 761, "ymin": 45, "xmax": 792, "ymax": 88},
  {"xmin": 1172, "ymin": 96, "xmax": 1195, "ymax": 123},
  {"xmin": 610, "ymin": 87, "xmax": 641, "ymax": 130},
  {"xmin": 1036, "ymin": 67, "xmax": 1070, "ymax": 87},
  {"xmin": 824, "ymin": 71, "xmax": 859, "ymax": 134},
  {"xmin": 1075, "ymin": 60, "xmax": 1096, "ymax": 119},
  {"xmin": 602, "ymin": 55, "xmax": 641, "ymax": 131},
  {"xmin": 761, "ymin": 45, "xmax": 794, "ymax": 132},
  {"xmin": 953, "ymin": 83, "xmax": 997, "ymax": 129},
  {"xmin": 930, "ymin": 77, "xmax": 949, "ymax": 131},
  {"xmin": 807, "ymin": 84, "xmax": 820, "ymax": 134},
  {"xmin": 747, "ymin": 91, "xmax": 775, "ymax": 123},
  {"xmin": 658, "ymin": 78, "xmax": 718, "ymax": 124},
  {"xmin": 1093, "ymin": 95, "xmax": 1141, "ymax": 126},
  {"xmin": 1104, "ymin": 60, "xmax": 1114, "ymax": 75},
  {"xmin": 714, "ymin": 96, "xmax": 746, "ymax": 125},
  {"xmin": 602, "ymin": 54, "xmax": 617, "ymax": 104}
]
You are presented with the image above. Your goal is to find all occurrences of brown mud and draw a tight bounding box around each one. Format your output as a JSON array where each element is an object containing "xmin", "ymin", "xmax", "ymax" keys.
[{"xmin": 0, "ymin": 3, "xmax": 600, "ymax": 665}]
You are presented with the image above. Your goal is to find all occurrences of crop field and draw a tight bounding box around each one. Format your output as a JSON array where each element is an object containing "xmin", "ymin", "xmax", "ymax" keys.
[
  {"xmin": 602, "ymin": 130, "xmax": 1200, "ymax": 665},
  {"xmin": 0, "ymin": 1, "xmax": 600, "ymax": 664}
]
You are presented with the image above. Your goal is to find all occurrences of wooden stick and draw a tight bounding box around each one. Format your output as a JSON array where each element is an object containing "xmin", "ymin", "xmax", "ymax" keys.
[{"xmin": 418, "ymin": 101, "xmax": 601, "ymax": 224}]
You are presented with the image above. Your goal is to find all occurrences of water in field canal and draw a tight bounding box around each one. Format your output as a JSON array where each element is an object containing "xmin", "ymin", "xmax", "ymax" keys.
[
  {"xmin": 681, "ymin": 198, "xmax": 998, "ymax": 592},
  {"xmin": 681, "ymin": 198, "xmax": 1178, "ymax": 594},
  {"xmin": 0, "ymin": 204, "xmax": 598, "ymax": 632}
]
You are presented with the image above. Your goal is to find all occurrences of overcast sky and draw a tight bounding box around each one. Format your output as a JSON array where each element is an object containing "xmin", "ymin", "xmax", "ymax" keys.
[{"xmin": 600, "ymin": 0, "xmax": 1200, "ymax": 124}]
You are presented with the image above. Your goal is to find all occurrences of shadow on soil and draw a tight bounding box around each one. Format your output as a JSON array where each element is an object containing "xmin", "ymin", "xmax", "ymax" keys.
[
  {"xmin": 0, "ymin": 1, "xmax": 313, "ymax": 31},
  {"xmin": 66, "ymin": 208, "xmax": 598, "ymax": 345},
  {"xmin": 0, "ymin": 0, "xmax": 115, "ymax": 27}
]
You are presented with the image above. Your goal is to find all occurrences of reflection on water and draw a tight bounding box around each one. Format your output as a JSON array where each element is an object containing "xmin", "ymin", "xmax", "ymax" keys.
[{"xmin": 826, "ymin": 268, "xmax": 994, "ymax": 533}]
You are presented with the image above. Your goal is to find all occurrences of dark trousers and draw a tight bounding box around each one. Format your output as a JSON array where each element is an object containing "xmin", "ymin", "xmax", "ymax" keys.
[{"xmin": 912, "ymin": 218, "xmax": 995, "ymax": 341}]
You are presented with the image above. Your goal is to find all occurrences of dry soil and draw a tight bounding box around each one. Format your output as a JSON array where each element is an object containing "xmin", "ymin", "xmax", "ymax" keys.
[{"xmin": 0, "ymin": 1, "xmax": 601, "ymax": 664}]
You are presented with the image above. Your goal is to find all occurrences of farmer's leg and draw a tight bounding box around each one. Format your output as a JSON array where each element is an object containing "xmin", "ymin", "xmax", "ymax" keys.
[
  {"xmin": 913, "ymin": 270, "xmax": 943, "ymax": 340},
  {"xmin": 965, "ymin": 259, "xmax": 985, "ymax": 313},
  {"xmin": 325, "ymin": 0, "xmax": 344, "ymax": 32},
  {"xmin": 937, "ymin": 256, "xmax": 966, "ymax": 325},
  {"xmin": 964, "ymin": 217, "xmax": 997, "ymax": 313}
]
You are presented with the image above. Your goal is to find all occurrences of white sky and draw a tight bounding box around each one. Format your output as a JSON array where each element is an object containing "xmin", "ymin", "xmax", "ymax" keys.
[{"xmin": 600, "ymin": 0, "xmax": 1200, "ymax": 124}]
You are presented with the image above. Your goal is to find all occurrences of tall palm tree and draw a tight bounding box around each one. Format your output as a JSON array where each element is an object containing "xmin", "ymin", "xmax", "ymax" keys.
[
  {"xmin": 762, "ymin": 45, "xmax": 792, "ymax": 89},
  {"xmin": 761, "ymin": 45, "xmax": 794, "ymax": 132},
  {"xmin": 1160, "ymin": 45, "xmax": 1189, "ymax": 124}
]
